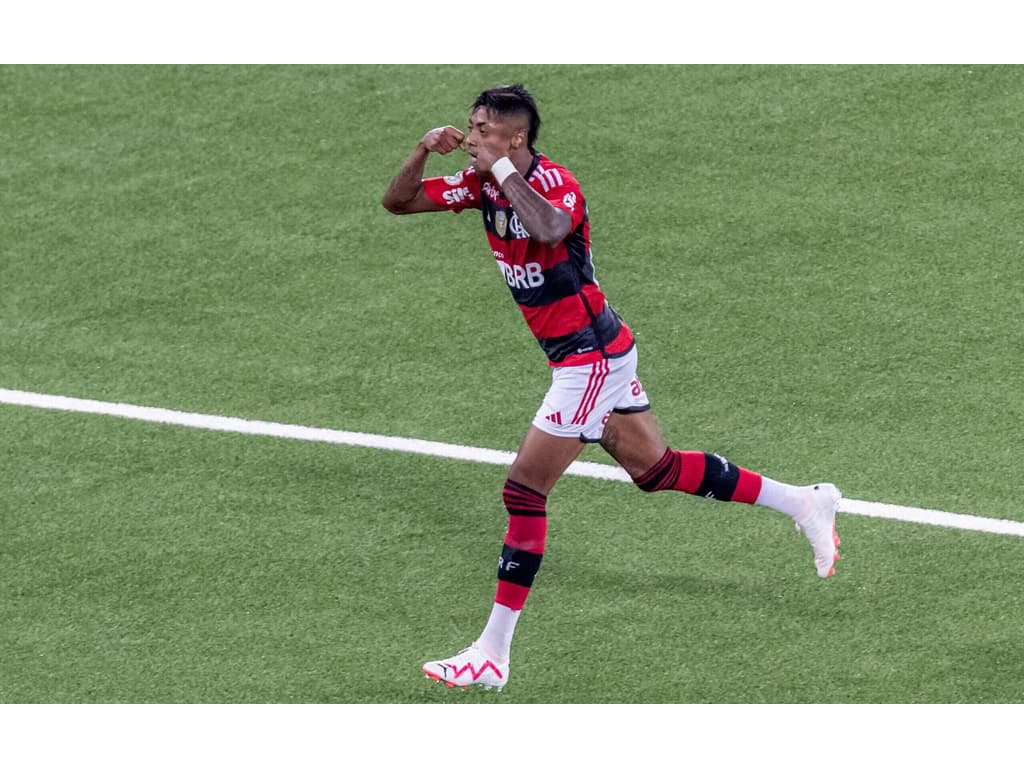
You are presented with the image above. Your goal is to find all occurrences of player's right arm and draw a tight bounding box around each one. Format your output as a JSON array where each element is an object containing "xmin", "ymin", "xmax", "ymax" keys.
[{"xmin": 381, "ymin": 126, "xmax": 465, "ymax": 214}]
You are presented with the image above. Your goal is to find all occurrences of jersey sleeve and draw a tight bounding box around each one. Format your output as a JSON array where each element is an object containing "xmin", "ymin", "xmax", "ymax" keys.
[
  {"xmin": 532, "ymin": 163, "xmax": 587, "ymax": 230},
  {"xmin": 421, "ymin": 166, "xmax": 482, "ymax": 213}
]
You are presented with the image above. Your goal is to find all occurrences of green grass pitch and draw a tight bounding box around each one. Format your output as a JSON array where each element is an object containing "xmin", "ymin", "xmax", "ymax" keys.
[{"xmin": 2, "ymin": 64, "xmax": 1023, "ymax": 704}]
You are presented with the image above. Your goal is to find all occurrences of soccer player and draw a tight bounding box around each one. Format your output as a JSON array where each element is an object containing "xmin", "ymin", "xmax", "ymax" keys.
[{"xmin": 381, "ymin": 84, "xmax": 842, "ymax": 691}]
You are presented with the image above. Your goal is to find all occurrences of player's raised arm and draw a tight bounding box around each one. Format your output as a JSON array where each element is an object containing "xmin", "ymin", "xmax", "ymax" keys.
[{"xmin": 381, "ymin": 125, "xmax": 465, "ymax": 215}]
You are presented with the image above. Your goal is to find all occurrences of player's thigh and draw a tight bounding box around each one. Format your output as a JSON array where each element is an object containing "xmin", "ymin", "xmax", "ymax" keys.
[
  {"xmin": 600, "ymin": 409, "xmax": 669, "ymax": 479},
  {"xmin": 509, "ymin": 426, "xmax": 586, "ymax": 496}
]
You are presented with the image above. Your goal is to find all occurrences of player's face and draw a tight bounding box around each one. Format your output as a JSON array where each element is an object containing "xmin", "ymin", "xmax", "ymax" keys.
[{"xmin": 465, "ymin": 107, "xmax": 524, "ymax": 159}]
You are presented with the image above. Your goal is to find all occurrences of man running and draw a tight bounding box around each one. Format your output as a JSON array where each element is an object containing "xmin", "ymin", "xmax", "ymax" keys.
[{"xmin": 381, "ymin": 84, "xmax": 842, "ymax": 691}]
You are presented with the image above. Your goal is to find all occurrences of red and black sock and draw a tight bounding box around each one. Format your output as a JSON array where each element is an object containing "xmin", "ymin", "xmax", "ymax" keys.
[
  {"xmin": 634, "ymin": 448, "xmax": 762, "ymax": 503},
  {"xmin": 495, "ymin": 479, "xmax": 548, "ymax": 611}
]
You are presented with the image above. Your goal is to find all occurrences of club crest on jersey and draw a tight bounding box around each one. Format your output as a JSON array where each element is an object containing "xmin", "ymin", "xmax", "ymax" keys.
[
  {"xmin": 495, "ymin": 210, "xmax": 508, "ymax": 238},
  {"xmin": 509, "ymin": 213, "xmax": 529, "ymax": 238},
  {"xmin": 443, "ymin": 171, "xmax": 465, "ymax": 186}
]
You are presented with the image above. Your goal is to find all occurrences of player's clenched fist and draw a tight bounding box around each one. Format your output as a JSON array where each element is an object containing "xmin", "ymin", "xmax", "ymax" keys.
[{"xmin": 421, "ymin": 125, "xmax": 465, "ymax": 155}]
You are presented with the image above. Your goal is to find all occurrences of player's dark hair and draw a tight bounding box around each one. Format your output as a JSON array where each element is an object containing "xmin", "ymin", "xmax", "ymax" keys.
[{"xmin": 472, "ymin": 84, "xmax": 541, "ymax": 151}]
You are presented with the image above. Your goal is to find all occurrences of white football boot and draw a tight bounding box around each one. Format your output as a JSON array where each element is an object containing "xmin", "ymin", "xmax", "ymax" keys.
[
  {"xmin": 794, "ymin": 483, "xmax": 843, "ymax": 578},
  {"xmin": 423, "ymin": 643, "xmax": 509, "ymax": 691}
]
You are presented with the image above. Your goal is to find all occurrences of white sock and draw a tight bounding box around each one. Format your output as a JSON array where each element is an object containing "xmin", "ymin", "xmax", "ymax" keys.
[
  {"xmin": 755, "ymin": 477, "xmax": 809, "ymax": 520},
  {"xmin": 476, "ymin": 603, "xmax": 519, "ymax": 662}
]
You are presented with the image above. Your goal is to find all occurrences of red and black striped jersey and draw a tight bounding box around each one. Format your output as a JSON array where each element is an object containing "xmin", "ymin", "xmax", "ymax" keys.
[{"xmin": 422, "ymin": 153, "xmax": 635, "ymax": 367}]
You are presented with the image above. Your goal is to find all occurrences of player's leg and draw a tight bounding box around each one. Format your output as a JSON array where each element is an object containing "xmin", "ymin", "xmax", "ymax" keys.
[
  {"xmin": 601, "ymin": 408, "xmax": 842, "ymax": 579},
  {"xmin": 507, "ymin": 425, "xmax": 587, "ymax": 495},
  {"xmin": 601, "ymin": 409, "xmax": 763, "ymax": 501},
  {"xmin": 422, "ymin": 405, "xmax": 586, "ymax": 690},
  {"xmin": 597, "ymin": 407, "xmax": 667, "ymax": 479},
  {"xmin": 473, "ymin": 428, "xmax": 585, "ymax": 658},
  {"xmin": 470, "ymin": 352, "xmax": 637, "ymax": 672}
]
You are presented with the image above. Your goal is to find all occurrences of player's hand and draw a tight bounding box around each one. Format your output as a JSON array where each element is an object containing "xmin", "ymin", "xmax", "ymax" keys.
[
  {"xmin": 421, "ymin": 125, "xmax": 465, "ymax": 155},
  {"xmin": 469, "ymin": 144, "xmax": 502, "ymax": 175}
]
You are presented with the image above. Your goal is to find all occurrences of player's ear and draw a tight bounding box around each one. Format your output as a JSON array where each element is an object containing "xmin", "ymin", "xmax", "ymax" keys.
[{"xmin": 511, "ymin": 127, "xmax": 526, "ymax": 150}]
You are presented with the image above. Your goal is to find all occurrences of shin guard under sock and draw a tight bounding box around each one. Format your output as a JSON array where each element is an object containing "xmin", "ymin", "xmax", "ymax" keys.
[
  {"xmin": 494, "ymin": 479, "xmax": 548, "ymax": 611},
  {"xmin": 634, "ymin": 448, "xmax": 762, "ymax": 503}
]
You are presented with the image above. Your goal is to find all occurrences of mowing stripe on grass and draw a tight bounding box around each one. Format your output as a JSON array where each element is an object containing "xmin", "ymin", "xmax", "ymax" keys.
[{"xmin": 3, "ymin": 386, "xmax": 1023, "ymax": 538}]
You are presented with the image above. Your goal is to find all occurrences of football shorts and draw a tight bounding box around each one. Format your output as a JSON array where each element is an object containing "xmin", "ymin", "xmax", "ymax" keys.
[{"xmin": 532, "ymin": 346, "xmax": 650, "ymax": 442}]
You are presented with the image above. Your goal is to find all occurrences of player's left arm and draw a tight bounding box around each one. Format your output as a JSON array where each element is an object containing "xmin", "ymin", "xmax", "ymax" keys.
[{"xmin": 497, "ymin": 173, "xmax": 572, "ymax": 244}]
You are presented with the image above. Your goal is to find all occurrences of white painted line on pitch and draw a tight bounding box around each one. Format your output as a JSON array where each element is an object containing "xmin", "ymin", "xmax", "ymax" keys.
[
  {"xmin": 3, "ymin": 387, "xmax": 1023, "ymax": 538},
  {"xmin": 838, "ymin": 498, "xmax": 1024, "ymax": 537}
]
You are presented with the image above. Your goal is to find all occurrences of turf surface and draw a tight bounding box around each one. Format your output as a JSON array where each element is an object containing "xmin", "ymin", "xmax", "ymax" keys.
[{"xmin": 2, "ymin": 64, "xmax": 1022, "ymax": 704}]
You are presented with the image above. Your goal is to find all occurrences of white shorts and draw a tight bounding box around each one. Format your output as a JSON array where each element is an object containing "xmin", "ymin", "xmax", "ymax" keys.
[{"xmin": 532, "ymin": 346, "xmax": 650, "ymax": 442}]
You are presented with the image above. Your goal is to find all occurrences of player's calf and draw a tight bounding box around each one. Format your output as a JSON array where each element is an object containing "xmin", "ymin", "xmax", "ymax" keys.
[{"xmin": 634, "ymin": 448, "xmax": 762, "ymax": 503}]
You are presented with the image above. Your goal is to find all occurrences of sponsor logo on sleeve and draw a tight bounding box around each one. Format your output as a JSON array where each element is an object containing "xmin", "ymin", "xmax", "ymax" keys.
[{"xmin": 442, "ymin": 186, "xmax": 473, "ymax": 205}]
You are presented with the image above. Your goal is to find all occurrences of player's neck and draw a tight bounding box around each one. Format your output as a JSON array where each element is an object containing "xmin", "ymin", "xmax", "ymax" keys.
[{"xmin": 509, "ymin": 148, "xmax": 537, "ymax": 176}]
